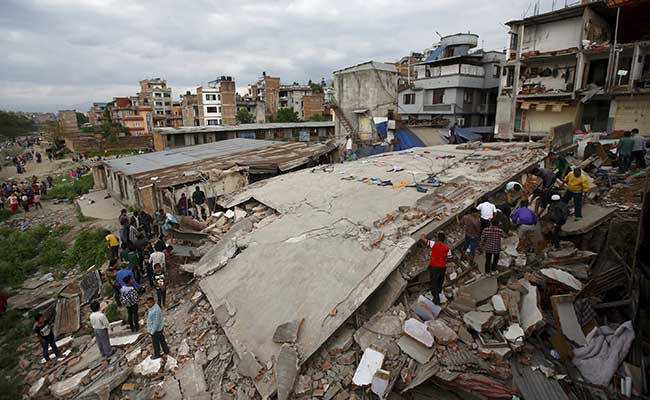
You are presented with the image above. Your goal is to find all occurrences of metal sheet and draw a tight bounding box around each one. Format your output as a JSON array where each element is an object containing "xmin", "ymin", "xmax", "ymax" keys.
[
  {"xmin": 54, "ymin": 296, "xmax": 80, "ymax": 337},
  {"xmin": 511, "ymin": 361, "xmax": 570, "ymax": 400}
]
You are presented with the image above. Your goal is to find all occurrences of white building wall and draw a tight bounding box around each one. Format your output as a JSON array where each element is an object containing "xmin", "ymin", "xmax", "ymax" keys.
[{"xmin": 521, "ymin": 17, "xmax": 583, "ymax": 53}]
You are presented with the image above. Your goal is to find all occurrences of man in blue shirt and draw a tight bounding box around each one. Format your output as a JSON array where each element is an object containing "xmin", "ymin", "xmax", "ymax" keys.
[
  {"xmin": 116, "ymin": 263, "xmax": 140, "ymax": 289},
  {"xmin": 145, "ymin": 297, "xmax": 170, "ymax": 359},
  {"xmin": 511, "ymin": 200, "xmax": 542, "ymax": 253}
]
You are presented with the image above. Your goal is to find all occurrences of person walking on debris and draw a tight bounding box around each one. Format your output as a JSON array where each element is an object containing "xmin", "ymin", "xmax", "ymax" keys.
[
  {"xmin": 105, "ymin": 230, "xmax": 120, "ymax": 261},
  {"xmin": 631, "ymin": 128, "xmax": 647, "ymax": 169},
  {"xmin": 89, "ymin": 301, "xmax": 113, "ymax": 357},
  {"xmin": 117, "ymin": 262, "xmax": 141, "ymax": 289},
  {"xmin": 563, "ymin": 167, "xmax": 589, "ymax": 221},
  {"xmin": 550, "ymin": 151, "xmax": 570, "ymax": 179},
  {"xmin": 33, "ymin": 313, "xmax": 61, "ymax": 363},
  {"xmin": 479, "ymin": 220, "xmax": 505, "ymax": 274},
  {"xmin": 420, "ymin": 232, "xmax": 452, "ymax": 305},
  {"xmin": 459, "ymin": 209, "xmax": 481, "ymax": 266},
  {"xmin": 107, "ymin": 259, "xmax": 122, "ymax": 306},
  {"xmin": 192, "ymin": 186, "xmax": 207, "ymax": 221},
  {"xmin": 119, "ymin": 209, "xmax": 130, "ymax": 244},
  {"xmin": 145, "ymin": 296, "xmax": 170, "ymax": 359},
  {"xmin": 177, "ymin": 193, "xmax": 188, "ymax": 216},
  {"xmin": 530, "ymin": 166, "xmax": 561, "ymax": 214},
  {"xmin": 153, "ymin": 264, "xmax": 167, "ymax": 308},
  {"xmin": 120, "ymin": 276, "xmax": 140, "ymax": 333},
  {"xmin": 504, "ymin": 181, "xmax": 524, "ymax": 206},
  {"xmin": 476, "ymin": 197, "xmax": 497, "ymax": 233},
  {"xmin": 617, "ymin": 131, "xmax": 635, "ymax": 173},
  {"xmin": 511, "ymin": 200, "xmax": 542, "ymax": 253},
  {"xmin": 139, "ymin": 210, "xmax": 153, "ymax": 239},
  {"xmin": 548, "ymin": 194, "xmax": 569, "ymax": 249}
]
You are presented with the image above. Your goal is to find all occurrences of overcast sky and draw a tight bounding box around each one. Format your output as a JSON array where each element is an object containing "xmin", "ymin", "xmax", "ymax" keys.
[{"xmin": 1, "ymin": 0, "xmax": 558, "ymax": 113}]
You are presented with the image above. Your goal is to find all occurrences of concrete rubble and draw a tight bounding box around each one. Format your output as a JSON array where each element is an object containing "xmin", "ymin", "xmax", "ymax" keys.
[{"xmin": 10, "ymin": 142, "xmax": 648, "ymax": 400}]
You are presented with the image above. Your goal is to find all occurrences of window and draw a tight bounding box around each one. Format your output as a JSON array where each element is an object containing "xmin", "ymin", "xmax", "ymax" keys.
[
  {"xmin": 207, "ymin": 106, "xmax": 218, "ymax": 113},
  {"xmin": 425, "ymin": 68, "xmax": 431, "ymax": 78},
  {"xmin": 218, "ymin": 106, "xmax": 222, "ymax": 113},
  {"xmin": 155, "ymin": 110, "xmax": 164, "ymax": 115},
  {"xmin": 217, "ymin": 119, "xmax": 222, "ymax": 125},
  {"xmin": 217, "ymin": 94, "xmax": 221, "ymax": 101},
  {"xmin": 506, "ymin": 66, "xmax": 515, "ymax": 87},
  {"xmin": 154, "ymin": 93, "xmax": 162, "ymax": 97},
  {"xmin": 432, "ymin": 89, "xmax": 444, "ymax": 104},
  {"xmin": 509, "ymin": 33, "xmax": 518, "ymax": 50},
  {"xmin": 155, "ymin": 101, "xmax": 163, "ymax": 107},
  {"xmin": 403, "ymin": 93, "xmax": 416, "ymax": 105},
  {"xmin": 207, "ymin": 119, "xmax": 219, "ymax": 126},
  {"xmin": 163, "ymin": 93, "xmax": 170, "ymax": 97},
  {"xmin": 464, "ymin": 90, "xmax": 473, "ymax": 104},
  {"xmin": 493, "ymin": 65, "xmax": 501, "ymax": 78},
  {"xmin": 443, "ymin": 47, "xmax": 455, "ymax": 58},
  {"xmin": 205, "ymin": 94, "xmax": 217, "ymax": 101}
]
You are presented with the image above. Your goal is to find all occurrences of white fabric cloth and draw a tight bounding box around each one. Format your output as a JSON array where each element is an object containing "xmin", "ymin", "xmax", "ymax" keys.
[
  {"xmin": 89, "ymin": 312, "xmax": 110, "ymax": 330},
  {"xmin": 633, "ymin": 134, "xmax": 646, "ymax": 151},
  {"xmin": 149, "ymin": 251, "xmax": 166, "ymax": 268},
  {"xmin": 476, "ymin": 202, "xmax": 497, "ymax": 220},
  {"xmin": 572, "ymin": 320, "xmax": 635, "ymax": 386},
  {"xmin": 346, "ymin": 138, "xmax": 352, "ymax": 151}
]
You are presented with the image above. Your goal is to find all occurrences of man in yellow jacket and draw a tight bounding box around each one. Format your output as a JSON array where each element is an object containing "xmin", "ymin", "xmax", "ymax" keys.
[{"xmin": 563, "ymin": 167, "xmax": 589, "ymax": 221}]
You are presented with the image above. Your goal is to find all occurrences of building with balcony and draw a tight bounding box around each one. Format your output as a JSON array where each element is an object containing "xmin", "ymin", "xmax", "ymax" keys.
[
  {"xmin": 137, "ymin": 78, "xmax": 173, "ymax": 127},
  {"xmin": 88, "ymin": 102, "xmax": 108, "ymax": 127},
  {"xmin": 398, "ymin": 33, "xmax": 504, "ymax": 128},
  {"xmin": 247, "ymin": 72, "xmax": 281, "ymax": 121},
  {"xmin": 197, "ymin": 76, "xmax": 237, "ymax": 126},
  {"xmin": 110, "ymin": 97, "xmax": 137, "ymax": 127},
  {"xmin": 495, "ymin": 0, "xmax": 650, "ymax": 139}
]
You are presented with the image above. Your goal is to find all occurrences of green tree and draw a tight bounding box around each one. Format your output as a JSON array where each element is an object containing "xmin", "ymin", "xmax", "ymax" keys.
[
  {"xmin": 274, "ymin": 108, "xmax": 300, "ymax": 123},
  {"xmin": 308, "ymin": 82, "xmax": 323, "ymax": 93},
  {"xmin": 76, "ymin": 112, "xmax": 89, "ymax": 126},
  {"xmin": 0, "ymin": 110, "xmax": 36, "ymax": 139},
  {"xmin": 307, "ymin": 114, "xmax": 326, "ymax": 122},
  {"xmin": 235, "ymin": 108, "xmax": 255, "ymax": 124}
]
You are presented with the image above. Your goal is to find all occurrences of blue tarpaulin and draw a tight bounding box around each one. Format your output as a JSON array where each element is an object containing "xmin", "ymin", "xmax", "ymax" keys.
[
  {"xmin": 395, "ymin": 128, "xmax": 426, "ymax": 151},
  {"xmin": 454, "ymin": 127, "xmax": 483, "ymax": 143},
  {"xmin": 238, "ymin": 132, "xmax": 256, "ymax": 139},
  {"xmin": 424, "ymin": 46, "xmax": 446, "ymax": 62},
  {"xmin": 355, "ymin": 144, "xmax": 391, "ymax": 158},
  {"xmin": 375, "ymin": 121, "xmax": 388, "ymax": 139}
]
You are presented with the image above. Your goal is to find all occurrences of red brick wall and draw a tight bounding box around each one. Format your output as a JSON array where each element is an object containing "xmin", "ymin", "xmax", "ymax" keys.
[{"xmin": 65, "ymin": 135, "xmax": 152, "ymax": 152}]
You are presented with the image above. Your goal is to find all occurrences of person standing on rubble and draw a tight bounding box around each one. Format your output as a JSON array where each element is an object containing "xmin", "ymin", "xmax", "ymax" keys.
[
  {"xmin": 117, "ymin": 262, "xmax": 141, "ymax": 290},
  {"xmin": 120, "ymin": 276, "xmax": 140, "ymax": 333},
  {"xmin": 617, "ymin": 131, "xmax": 635, "ymax": 173},
  {"xmin": 33, "ymin": 313, "xmax": 61, "ymax": 363},
  {"xmin": 177, "ymin": 193, "xmax": 189, "ymax": 216},
  {"xmin": 459, "ymin": 209, "xmax": 481, "ymax": 266},
  {"xmin": 563, "ymin": 167, "xmax": 589, "ymax": 221},
  {"xmin": 479, "ymin": 220, "xmax": 505, "ymax": 274},
  {"xmin": 192, "ymin": 186, "xmax": 207, "ymax": 221},
  {"xmin": 107, "ymin": 259, "xmax": 122, "ymax": 306},
  {"xmin": 511, "ymin": 200, "xmax": 542, "ymax": 253},
  {"xmin": 420, "ymin": 232, "xmax": 452, "ymax": 305},
  {"xmin": 504, "ymin": 181, "xmax": 524, "ymax": 206},
  {"xmin": 153, "ymin": 264, "xmax": 167, "ymax": 308},
  {"xmin": 631, "ymin": 129, "xmax": 647, "ymax": 169},
  {"xmin": 118, "ymin": 209, "xmax": 130, "ymax": 244},
  {"xmin": 145, "ymin": 296, "xmax": 170, "ymax": 359},
  {"xmin": 476, "ymin": 197, "xmax": 497, "ymax": 233},
  {"xmin": 89, "ymin": 301, "xmax": 113, "ymax": 358},
  {"xmin": 548, "ymin": 195, "xmax": 569, "ymax": 249},
  {"xmin": 530, "ymin": 166, "xmax": 561, "ymax": 214},
  {"xmin": 139, "ymin": 210, "xmax": 153, "ymax": 239},
  {"xmin": 105, "ymin": 230, "xmax": 120, "ymax": 261},
  {"xmin": 345, "ymin": 135, "xmax": 353, "ymax": 161},
  {"xmin": 550, "ymin": 151, "xmax": 570, "ymax": 179}
]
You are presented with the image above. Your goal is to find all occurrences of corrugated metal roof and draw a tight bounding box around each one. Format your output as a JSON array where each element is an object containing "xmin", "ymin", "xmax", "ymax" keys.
[
  {"xmin": 156, "ymin": 121, "xmax": 334, "ymax": 136},
  {"xmin": 103, "ymin": 138, "xmax": 279, "ymax": 176},
  {"xmin": 511, "ymin": 361, "xmax": 570, "ymax": 400}
]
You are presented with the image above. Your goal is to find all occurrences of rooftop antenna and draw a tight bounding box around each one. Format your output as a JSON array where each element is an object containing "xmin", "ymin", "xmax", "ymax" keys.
[{"xmin": 435, "ymin": 31, "xmax": 443, "ymax": 39}]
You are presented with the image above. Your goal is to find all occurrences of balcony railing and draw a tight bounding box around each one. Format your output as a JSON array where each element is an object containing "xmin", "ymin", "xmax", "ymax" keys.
[{"xmin": 423, "ymin": 104, "xmax": 453, "ymax": 112}]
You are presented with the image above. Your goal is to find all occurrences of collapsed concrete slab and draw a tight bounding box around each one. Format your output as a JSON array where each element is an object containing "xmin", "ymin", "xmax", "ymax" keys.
[
  {"xmin": 176, "ymin": 360, "xmax": 209, "ymax": 400},
  {"xmin": 198, "ymin": 144, "xmax": 546, "ymax": 397},
  {"xmin": 541, "ymin": 268, "xmax": 583, "ymax": 291},
  {"xmin": 275, "ymin": 344, "xmax": 299, "ymax": 400},
  {"xmin": 54, "ymin": 295, "xmax": 80, "ymax": 337},
  {"xmin": 273, "ymin": 319, "xmax": 303, "ymax": 344},
  {"xmin": 352, "ymin": 347, "xmax": 385, "ymax": 386},
  {"xmin": 519, "ymin": 279, "xmax": 544, "ymax": 334},
  {"xmin": 50, "ymin": 369, "xmax": 90, "ymax": 398}
]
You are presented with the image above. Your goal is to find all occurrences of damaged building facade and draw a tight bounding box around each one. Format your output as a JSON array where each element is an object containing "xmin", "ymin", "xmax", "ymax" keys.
[
  {"xmin": 496, "ymin": 0, "xmax": 650, "ymax": 138},
  {"xmin": 398, "ymin": 33, "xmax": 504, "ymax": 128},
  {"xmin": 92, "ymin": 138, "xmax": 337, "ymax": 213}
]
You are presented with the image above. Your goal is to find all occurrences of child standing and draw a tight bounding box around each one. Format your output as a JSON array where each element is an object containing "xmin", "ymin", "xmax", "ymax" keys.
[
  {"xmin": 33, "ymin": 313, "xmax": 61, "ymax": 363},
  {"xmin": 153, "ymin": 264, "xmax": 166, "ymax": 308}
]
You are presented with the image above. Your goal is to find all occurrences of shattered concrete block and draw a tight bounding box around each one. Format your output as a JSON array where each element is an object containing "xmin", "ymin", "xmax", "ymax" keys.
[
  {"xmin": 214, "ymin": 301, "xmax": 237, "ymax": 327},
  {"xmin": 352, "ymin": 347, "xmax": 385, "ymax": 386},
  {"xmin": 411, "ymin": 295, "xmax": 441, "ymax": 321},
  {"xmin": 403, "ymin": 318, "xmax": 434, "ymax": 348},
  {"xmin": 125, "ymin": 346, "xmax": 141, "ymax": 362},
  {"xmin": 134, "ymin": 356, "xmax": 162, "ymax": 376},
  {"xmin": 518, "ymin": 279, "xmax": 544, "ymax": 334},
  {"xmin": 273, "ymin": 319, "xmax": 304, "ymax": 344},
  {"xmin": 55, "ymin": 336, "xmax": 74, "ymax": 349},
  {"xmin": 162, "ymin": 376, "xmax": 182, "ymax": 400},
  {"xmin": 457, "ymin": 276, "xmax": 498, "ymax": 304},
  {"xmin": 463, "ymin": 311, "xmax": 494, "ymax": 333},
  {"xmin": 323, "ymin": 382, "xmax": 342, "ymax": 400},
  {"xmin": 176, "ymin": 360, "xmax": 209, "ymax": 399},
  {"xmin": 457, "ymin": 325, "xmax": 473, "ymax": 345},
  {"xmin": 50, "ymin": 369, "xmax": 90, "ymax": 398},
  {"xmin": 354, "ymin": 311, "xmax": 404, "ymax": 356},
  {"xmin": 397, "ymin": 335, "xmax": 435, "ymax": 364},
  {"xmin": 75, "ymin": 365, "xmax": 132, "ymax": 399},
  {"xmin": 371, "ymin": 369, "xmax": 390, "ymax": 399},
  {"xmin": 110, "ymin": 333, "xmax": 140, "ymax": 347},
  {"xmin": 177, "ymin": 339, "xmax": 190, "ymax": 356},
  {"xmin": 275, "ymin": 344, "xmax": 299, "ymax": 400},
  {"xmin": 540, "ymin": 268, "xmax": 583, "ymax": 291},
  {"xmin": 237, "ymin": 351, "xmax": 264, "ymax": 380},
  {"xmin": 28, "ymin": 377, "xmax": 45, "ymax": 398},
  {"xmin": 503, "ymin": 323, "xmax": 525, "ymax": 345},
  {"xmin": 491, "ymin": 294, "xmax": 507, "ymax": 315},
  {"xmin": 426, "ymin": 319, "xmax": 457, "ymax": 345}
]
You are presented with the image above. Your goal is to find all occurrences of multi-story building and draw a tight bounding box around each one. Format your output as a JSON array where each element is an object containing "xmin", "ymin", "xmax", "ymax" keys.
[
  {"xmin": 279, "ymin": 84, "xmax": 312, "ymax": 119},
  {"xmin": 197, "ymin": 76, "xmax": 236, "ymax": 126},
  {"xmin": 247, "ymin": 72, "xmax": 281, "ymax": 121},
  {"xmin": 236, "ymin": 95, "xmax": 265, "ymax": 123},
  {"xmin": 171, "ymin": 101, "xmax": 183, "ymax": 128},
  {"xmin": 57, "ymin": 110, "xmax": 80, "ymax": 136},
  {"xmin": 495, "ymin": 0, "xmax": 650, "ymax": 138},
  {"xmin": 88, "ymin": 102, "xmax": 108, "ymax": 126},
  {"xmin": 110, "ymin": 97, "xmax": 137, "ymax": 126},
  {"xmin": 180, "ymin": 92, "xmax": 200, "ymax": 127},
  {"xmin": 137, "ymin": 78, "xmax": 173, "ymax": 127},
  {"xmin": 332, "ymin": 61, "xmax": 399, "ymax": 144},
  {"xmin": 398, "ymin": 33, "xmax": 504, "ymax": 128}
]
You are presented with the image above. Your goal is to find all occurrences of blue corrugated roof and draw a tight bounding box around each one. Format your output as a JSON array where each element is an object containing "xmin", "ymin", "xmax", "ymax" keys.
[
  {"xmin": 424, "ymin": 46, "xmax": 446, "ymax": 62},
  {"xmin": 454, "ymin": 127, "xmax": 482, "ymax": 143}
]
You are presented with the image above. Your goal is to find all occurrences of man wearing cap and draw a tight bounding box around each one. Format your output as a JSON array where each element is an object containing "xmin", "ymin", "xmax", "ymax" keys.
[{"xmin": 548, "ymin": 195, "xmax": 569, "ymax": 248}]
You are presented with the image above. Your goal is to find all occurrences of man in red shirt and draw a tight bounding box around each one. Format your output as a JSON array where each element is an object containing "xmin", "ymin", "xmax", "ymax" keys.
[{"xmin": 421, "ymin": 232, "xmax": 452, "ymax": 305}]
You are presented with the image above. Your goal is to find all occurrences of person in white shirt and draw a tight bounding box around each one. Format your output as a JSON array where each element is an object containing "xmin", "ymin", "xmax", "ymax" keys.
[
  {"xmin": 345, "ymin": 136, "xmax": 353, "ymax": 160},
  {"xmin": 631, "ymin": 128, "xmax": 647, "ymax": 169},
  {"xmin": 89, "ymin": 301, "xmax": 113, "ymax": 357},
  {"xmin": 476, "ymin": 197, "xmax": 497, "ymax": 233},
  {"xmin": 149, "ymin": 249, "xmax": 166, "ymax": 271}
]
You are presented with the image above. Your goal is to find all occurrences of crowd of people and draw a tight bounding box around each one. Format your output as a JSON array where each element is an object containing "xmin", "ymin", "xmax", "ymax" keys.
[
  {"xmin": 175, "ymin": 186, "xmax": 209, "ymax": 220},
  {"xmin": 0, "ymin": 176, "xmax": 51, "ymax": 212}
]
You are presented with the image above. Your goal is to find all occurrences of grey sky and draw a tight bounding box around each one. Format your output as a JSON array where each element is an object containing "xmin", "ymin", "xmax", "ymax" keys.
[{"xmin": 0, "ymin": 0, "xmax": 552, "ymax": 112}]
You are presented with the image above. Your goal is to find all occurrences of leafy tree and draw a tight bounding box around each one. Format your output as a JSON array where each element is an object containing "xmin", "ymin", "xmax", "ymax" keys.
[
  {"xmin": 274, "ymin": 108, "xmax": 300, "ymax": 123},
  {"xmin": 76, "ymin": 112, "xmax": 89, "ymax": 126},
  {"xmin": 0, "ymin": 110, "xmax": 35, "ymax": 139},
  {"xmin": 236, "ymin": 108, "xmax": 255, "ymax": 124},
  {"xmin": 308, "ymin": 82, "xmax": 323, "ymax": 93},
  {"xmin": 100, "ymin": 123, "xmax": 130, "ymax": 142},
  {"xmin": 307, "ymin": 114, "xmax": 326, "ymax": 122}
]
